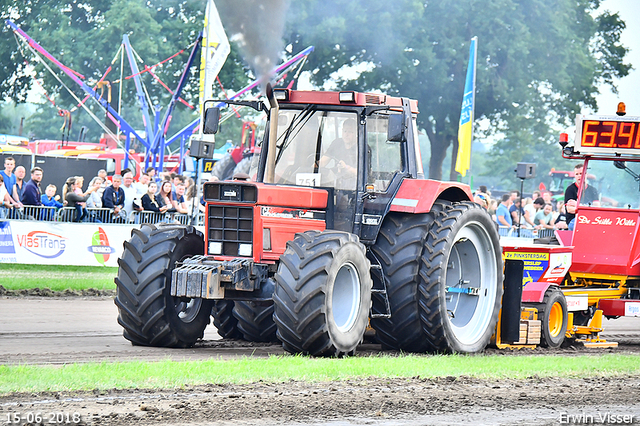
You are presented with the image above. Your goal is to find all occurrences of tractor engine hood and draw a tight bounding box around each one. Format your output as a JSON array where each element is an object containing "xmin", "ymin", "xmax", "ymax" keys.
[{"xmin": 203, "ymin": 181, "xmax": 328, "ymax": 209}]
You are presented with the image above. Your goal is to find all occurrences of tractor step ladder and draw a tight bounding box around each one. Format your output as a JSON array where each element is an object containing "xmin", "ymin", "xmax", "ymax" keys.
[{"xmin": 368, "ymin": 253, "xmax": 391, "ymax": 319}]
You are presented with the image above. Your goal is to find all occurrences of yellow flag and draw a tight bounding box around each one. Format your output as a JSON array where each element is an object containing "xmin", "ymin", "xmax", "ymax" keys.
[{"xmin": 455, "ymin": 37, "xmax": 477, "ymax": 177}]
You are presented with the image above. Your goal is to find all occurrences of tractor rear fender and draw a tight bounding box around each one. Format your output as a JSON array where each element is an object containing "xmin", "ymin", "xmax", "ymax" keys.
[
  {"xmin": 388, "ymin": 179, "xmax": 473, "ymax": 214},
  {"xmin": 522, "ymin": 282, "xmax": 554, "ymax": 303}
]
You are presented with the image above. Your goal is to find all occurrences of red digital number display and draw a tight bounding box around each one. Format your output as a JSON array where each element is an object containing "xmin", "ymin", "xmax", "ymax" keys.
[{"xmin": 580, "ymin": 120, "xmax": 640, "ymax": 150}]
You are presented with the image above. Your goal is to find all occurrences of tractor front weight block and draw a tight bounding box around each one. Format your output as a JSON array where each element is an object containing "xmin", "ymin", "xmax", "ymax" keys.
[{"xmin": 171, "ymin": 255, "xmax": 269, "ymax": 299}]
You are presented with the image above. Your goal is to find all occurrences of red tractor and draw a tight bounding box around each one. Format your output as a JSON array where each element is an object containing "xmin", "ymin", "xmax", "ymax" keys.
[{"xmin": 114, "ymin": 86, "xmax": 504, "ymax": 356}]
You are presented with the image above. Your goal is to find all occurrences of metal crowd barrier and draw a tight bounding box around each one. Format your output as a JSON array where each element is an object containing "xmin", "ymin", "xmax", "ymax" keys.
[
  {"xmin": 56, "ymin": 207, "xmax": 114, "ymax": 223},
  {"xmin": 130, "ymin": 211, "xmax": 204, "ymax": 225},
  {"xmin": 20, "ymin": 205, "xmax": 57, "ymax": 221},
  {"xmin": 2, "ymin": 206, "xmax": 205, "ymax": 225},
  {"xmin": 498, "ymin": 226, "xmax": 555, "ymax": 239}
]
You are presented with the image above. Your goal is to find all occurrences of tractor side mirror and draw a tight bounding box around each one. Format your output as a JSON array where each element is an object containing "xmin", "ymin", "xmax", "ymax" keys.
[
  {"xmin": 203, "ymin": 107, "xmax": 221, "ymax": 134},
  {"xmin": 387, "ymin": 113, "xmax": 406, "ymax": 142}
]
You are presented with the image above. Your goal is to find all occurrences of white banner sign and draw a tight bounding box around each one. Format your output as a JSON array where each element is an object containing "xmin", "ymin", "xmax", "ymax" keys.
[{"xmin": 0, "ymin": 221, "xmax": 203, "ymax": 267}]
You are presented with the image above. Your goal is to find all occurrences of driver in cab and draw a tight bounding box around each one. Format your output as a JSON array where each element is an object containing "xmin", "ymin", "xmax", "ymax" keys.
[{"xmin": 318, "ymin": 119, "xmax": 358, "ymax": 182}]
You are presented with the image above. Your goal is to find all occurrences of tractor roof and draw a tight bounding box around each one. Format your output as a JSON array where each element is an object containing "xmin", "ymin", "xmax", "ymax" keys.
[{"xmin": 273, "ymin": 89, "xmax": 419, "ymax": 114}]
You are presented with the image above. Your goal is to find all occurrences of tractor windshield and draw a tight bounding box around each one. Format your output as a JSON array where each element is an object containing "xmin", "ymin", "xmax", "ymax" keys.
[
  {"xmin": 579, "ymin": 160, "xmax": 640, "ymax": 209},
  {"xmin": 272, "ymin": 108, "xmax": 358, "ymax": 191}
]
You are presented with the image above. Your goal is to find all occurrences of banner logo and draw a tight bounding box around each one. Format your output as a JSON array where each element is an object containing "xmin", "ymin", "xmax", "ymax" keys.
[
  {"xmin": 16, "ymin": 230, "xmax": 67, "ymax": 258},
  {"xmin": 87, "ymin": 227, "xmax": 115, "ymax": 265},
  {"xmin": 0, "ymin": 221, "xmax": 15, "ymax": 254}
]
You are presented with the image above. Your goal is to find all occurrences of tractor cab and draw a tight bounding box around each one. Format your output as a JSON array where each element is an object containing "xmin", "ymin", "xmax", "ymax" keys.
[{"xmin": 201, "ymin": 88, "xmax": 424, "ymax": 241}]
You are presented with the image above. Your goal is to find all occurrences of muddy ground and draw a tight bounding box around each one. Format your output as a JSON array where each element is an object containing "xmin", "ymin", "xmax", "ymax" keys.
[
  {"xmin": 2, "ymin": 293, "xmax": 640, "ymax": 425},
  {"xmin": 2, "ymin": 376, "xmax": 640, "ymax": 426}
]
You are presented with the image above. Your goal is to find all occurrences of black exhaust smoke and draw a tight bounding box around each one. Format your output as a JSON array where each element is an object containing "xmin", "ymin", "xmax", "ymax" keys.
[{"xmin": 216, "ymin": 0, "xmax": 290, "ymax": 94}]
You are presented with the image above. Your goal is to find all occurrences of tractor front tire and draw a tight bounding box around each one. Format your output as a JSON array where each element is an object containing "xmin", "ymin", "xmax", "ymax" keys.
[
  {"xmin": 273, "ymin": 230, "xmax": 372, "ymax": 356},
  {"xmin": 419, "ymin": 202, "xmax": 503, "ymax": 353},
  {"xmin": 114, "ymin": 224, "xmax": 212, "ymax": 348},
  {"xmin": 534, "ymin": 287, "xmax": 568, "ymax": 348},
  {"xmin": 232, "ymin": 301, "xmax": 278, "ymax": 342},
  {"xmin": 212, "ymin": 300, "xmax": 242, "ymax": 339}
]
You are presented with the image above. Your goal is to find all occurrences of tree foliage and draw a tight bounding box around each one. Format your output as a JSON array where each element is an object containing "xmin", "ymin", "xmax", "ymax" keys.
[
  {"xmin": 0, "ymin": 0, "xmax": 251, "ymax": 144},
  {"xmin": 284, "ymin": 0, "xmax": 630, "ymax": 180},
  {"xmin": 0, "ymin": 0, "xmax": 631, "ymax": 184}
]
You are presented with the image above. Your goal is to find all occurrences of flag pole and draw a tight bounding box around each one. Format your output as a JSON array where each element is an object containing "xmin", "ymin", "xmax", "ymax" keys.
[{"xmin": 469, "ymin": 37, "xmax": 477, "ymax": 182}]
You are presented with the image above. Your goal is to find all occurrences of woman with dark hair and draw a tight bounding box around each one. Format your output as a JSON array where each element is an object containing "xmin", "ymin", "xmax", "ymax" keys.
[
  {"xmin": 141, "ymin": 181, "xmax": 168, "ymax": 213},
  {"xmin": 65, "ymin": 177, "xmax": 100, "ymax": 222},
  {"xmin": 158, "ymin": 180, "xmax": 177, "ymax": 213}
]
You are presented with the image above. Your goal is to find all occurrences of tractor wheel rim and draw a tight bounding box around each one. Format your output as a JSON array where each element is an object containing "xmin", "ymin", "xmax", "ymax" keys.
[
  {"xmin": 332, "ymin": 262, "xmax": 361, "ymax": 333},
  {"xmin": 175, "ymin": 298, "xmax": 202, "ymax": 323},
  {"xmin": 445, "ymin": 221, "xmax": 498, "ymax": 345},
  {"xmin": 549, "ymin": 302, "xmax": 564, "ymax": 337}
]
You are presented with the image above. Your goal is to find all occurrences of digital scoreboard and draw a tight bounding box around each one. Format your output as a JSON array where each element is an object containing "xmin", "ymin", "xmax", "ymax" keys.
[{"xmin": 575, "ymin": 115, "xmax": 640, "ymax": 155}]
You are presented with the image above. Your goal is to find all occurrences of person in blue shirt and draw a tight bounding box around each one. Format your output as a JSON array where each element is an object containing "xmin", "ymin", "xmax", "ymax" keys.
[
  {"xmin": 495, "ymin": 194, "xmax": 513, "ymax": 228},
  {"xmin": 40, "ymin": 184, "xmax": 63, "ymax": 221},
  {"xmin": 0, "ymin": 157, "xmax": 22, "ymax": 210},
  {"xmin": 41, "ymin": 184, "xmax": 63, "ymax": 208}
]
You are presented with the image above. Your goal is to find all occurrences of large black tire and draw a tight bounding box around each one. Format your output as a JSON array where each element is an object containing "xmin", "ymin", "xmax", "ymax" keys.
[
  {"xmin": 210, "ymin": 153, "xmax": 237, "ymax": 181},
  {"xmin": 531, "ymin": 287, "xmax": 568, "ymax": 348},
  {"xmin": 231, "ymin": 156, "xmax": 253, "ymax": 178},
  {"xmin": 369, "ymin": 212, "xmax": 439, "ymax": 352},
  {"xmin": 232, "ymin": 301, "xmax": 278, "ymax": 342},
  {"xmin": 419, "ymin": 202, "xmax": 503, "ymax": 353},
  {"xmin": 211, "ymin": 300, "xmax": 242, "ymax": 339},
  {"xmin": 273, "ymin": 230, "xmax": 372, "ymax": 356},
  {"xmin": 114, "ymin": 224, "xmax": 213, "ymax": 348}
]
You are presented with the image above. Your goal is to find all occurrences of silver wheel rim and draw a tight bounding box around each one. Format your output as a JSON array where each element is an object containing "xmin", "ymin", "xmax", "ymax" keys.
[
  {"xmin": 332, "ymin": 262, "xmax": 361, "ymax": 333},
  {"xmin": 444, "ymin": 221, "xmax": 498, "ymax": 345},
  {"xmin": 175, "ymin": 298, "xmax": 202, "ymax": 323}
]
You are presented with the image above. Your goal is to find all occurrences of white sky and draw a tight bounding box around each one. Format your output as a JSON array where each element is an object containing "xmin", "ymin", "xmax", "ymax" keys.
[{"xmin": 594, "ymin": 0, "xmax": 640, "ymax": 115}]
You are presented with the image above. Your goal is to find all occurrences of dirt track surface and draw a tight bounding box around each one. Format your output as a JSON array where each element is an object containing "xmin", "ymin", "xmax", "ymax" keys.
[
  {"xmin": 2, "ymin": 376, "xmax": 640, "ymax": 426},
  {"xmin": 2, "ymin": 296, "xmax": 640, "ymax": 425}
]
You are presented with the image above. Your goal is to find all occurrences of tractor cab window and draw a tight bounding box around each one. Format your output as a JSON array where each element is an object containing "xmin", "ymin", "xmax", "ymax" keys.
[
  {"xmin": 273, "ymin": 109, "xmax": 358, "ymax": 191},
  {"xmin": 366, "ymin": 113, "xmax": 403, "ymax": 192}
]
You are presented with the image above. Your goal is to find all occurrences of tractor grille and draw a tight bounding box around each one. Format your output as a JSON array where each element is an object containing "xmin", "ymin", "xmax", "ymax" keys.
[{"xmin": 208, "ymin": 206, "xmax": 254, "ymax": 256}]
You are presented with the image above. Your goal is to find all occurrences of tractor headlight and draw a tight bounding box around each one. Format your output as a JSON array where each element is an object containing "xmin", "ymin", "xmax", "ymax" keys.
[
  {"xmin": 238, "ymin": 243, "xmax": 252, "ymax": 257},
  {"xmin": 209, "ymin": 241, "xmax": 222, "ymax": 255}
]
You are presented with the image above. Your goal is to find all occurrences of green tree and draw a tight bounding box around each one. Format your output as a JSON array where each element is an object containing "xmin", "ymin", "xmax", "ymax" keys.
[
  {"xmin": 0, "ymin": 0, "xmax": 252, "ymax": 146},
  {"xmin": 284, "ymin": 0, "xmax": 630, "ymax": 180}
]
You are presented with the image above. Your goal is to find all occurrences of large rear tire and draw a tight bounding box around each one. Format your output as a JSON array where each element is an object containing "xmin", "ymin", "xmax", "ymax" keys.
[
  {"xmin": 273, "ymin": 230, "xmax": 372, "ymax": 356},
  {"xmin": 114, "ymin": 224, "xmax": 213, "ymax": 348},
  {"xmin": 210, "ymin": 153, "xmax": 237, "ymax": 181},
  {"xmin": 532, "ymin": 287, "xmax": 568, "ymax": 348},
  {"xmin": 419, "ymin": 202, "xmax": 503, "ymax": 353},
  {"xmin": 369, "ymin": 212, "xmax": 438, "ymax": 352},
  {"xmin": 232, "ymin": 156, "xmax": 253, "ymax": 178},
  {"xmin": 233, "ymin": 301, "xmax": 278, "ymax": 342}
]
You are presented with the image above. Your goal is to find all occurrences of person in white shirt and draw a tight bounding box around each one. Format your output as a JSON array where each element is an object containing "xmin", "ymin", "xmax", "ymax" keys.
[
  {"xmin": 121, "ymin": 171, "xmax": 142, "ymax": 220},
  {"xmin": 86, "ymin": 177, "xmax": 104, "ymax": 209}
]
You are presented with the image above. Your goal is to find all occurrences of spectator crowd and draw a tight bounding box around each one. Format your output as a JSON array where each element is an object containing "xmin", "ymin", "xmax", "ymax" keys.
[
  {"xmin": 473, "ymin": 185, "xmax": 569, "ymax": 237},
  {"xmin": 0, "ymin": 156, "xmax": 204, "ymax": 223},
  {"xmin": 0, "ymin": 154, "xmax": 581, "ymax": 236}
]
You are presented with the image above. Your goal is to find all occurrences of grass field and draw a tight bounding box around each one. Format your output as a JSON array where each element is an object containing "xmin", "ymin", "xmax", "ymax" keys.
[
  {"xmin": 2, "ymin": 353, "xmax": 640, "ymax": 394},
  {"xmin": 0, "ymin": 264, "xmax": 117, "ymax": 291}
]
